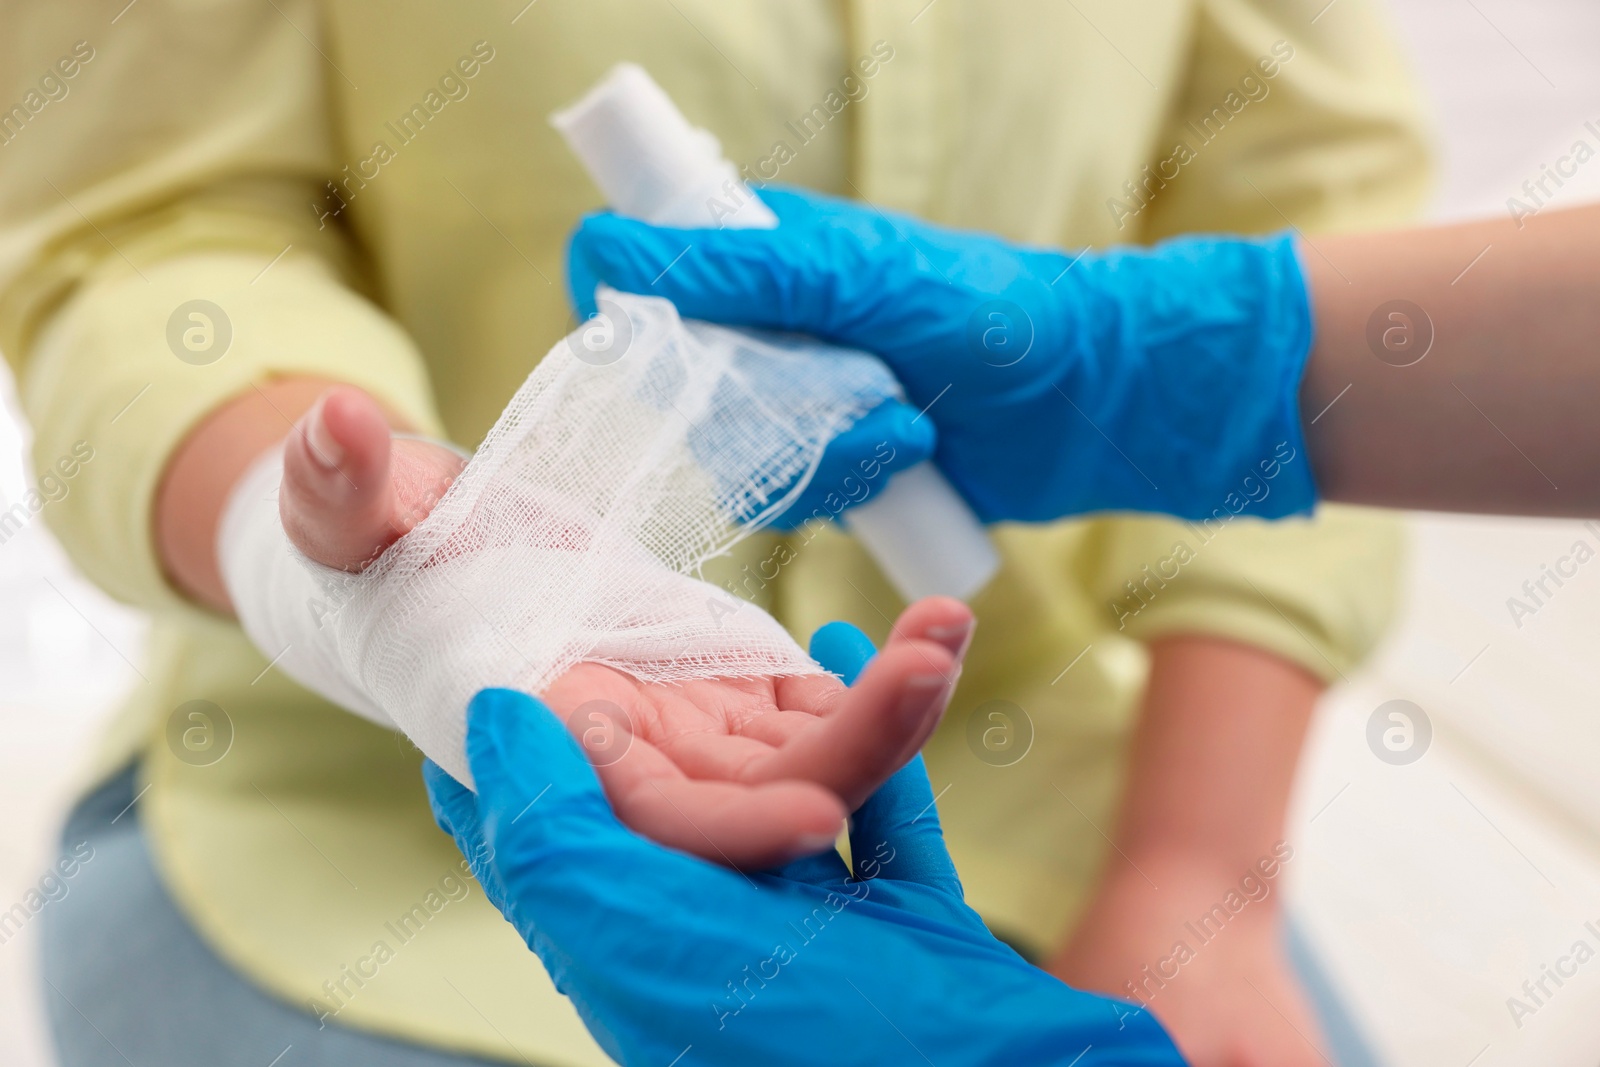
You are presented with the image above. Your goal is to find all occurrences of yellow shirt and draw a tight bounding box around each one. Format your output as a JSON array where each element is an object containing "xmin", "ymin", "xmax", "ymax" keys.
[{"xmin": 0, "ymin": 1, "xmax": 1428, "ymax": 1062}]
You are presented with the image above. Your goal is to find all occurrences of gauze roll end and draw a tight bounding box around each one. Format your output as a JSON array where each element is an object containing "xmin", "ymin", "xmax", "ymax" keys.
[
  {"xmin": 551, "ymin": 62, "xmax": 777, "ymax": 230},
  {"xmin": 554, "ymin": 64, "xmax": 998, "ymax": 603},
  {"xmin": 842, "ymin": 463, "xmax": 1000, "ymax": 602}
]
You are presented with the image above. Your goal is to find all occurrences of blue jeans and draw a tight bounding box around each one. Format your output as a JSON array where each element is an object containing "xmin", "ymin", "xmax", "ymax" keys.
[{"xmin": 40, "ymin": 765, "xmax": 529, "ymax": 1067}]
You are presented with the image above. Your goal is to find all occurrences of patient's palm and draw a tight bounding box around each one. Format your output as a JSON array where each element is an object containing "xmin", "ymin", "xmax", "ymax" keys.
[
  {"xmin": 279, "ymin": 387, "xmax": 969, "ymax": 869},
  {"xmin": 543, "ymin": 598, "xmax": 964, "ymax": 869}
]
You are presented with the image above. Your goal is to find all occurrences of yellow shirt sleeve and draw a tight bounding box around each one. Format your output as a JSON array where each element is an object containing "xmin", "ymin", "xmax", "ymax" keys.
[
  {"xmin": 1138, "ymin": 0, "xmax": 1434, "ymax": 240},
  {"xmin": 0, "ymin": 2, "xmax": 442, "ymax": 613},
  {"xmin": 1080, "ymin": 506, "xmax": 1405, "ymax": 685}
]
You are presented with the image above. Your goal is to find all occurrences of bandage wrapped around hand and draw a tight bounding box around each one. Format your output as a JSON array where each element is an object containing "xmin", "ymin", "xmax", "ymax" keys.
[{"xmin": 218, "ymin": 290, "xmax": 902, "ymax": 784}]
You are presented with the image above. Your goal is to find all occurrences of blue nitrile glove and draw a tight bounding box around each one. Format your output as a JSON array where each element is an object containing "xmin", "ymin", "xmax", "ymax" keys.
[
  {"xmin": 568, "ymin": 185, "xmax": 1318, "ymax": 523},
  {"xmin": 766, "ymin": 398, "xmax": 933, "ymax": 531},
  {"xmin": 423, "ymin": 627, "xmax": 1186, "ymax": 1067},
  {"xmin": 568, "ymin": 252, "xmax": 934, "ymax": 532}
]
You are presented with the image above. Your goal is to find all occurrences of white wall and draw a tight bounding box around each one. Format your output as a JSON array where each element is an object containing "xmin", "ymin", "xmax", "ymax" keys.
[
  {"xmin": 1289, "ymin": 2, "xmax": 1600, "ymax": 1064},
  {"xmin": 0, "ymin": 367, "xmax": 146, "ymax": 1066}
]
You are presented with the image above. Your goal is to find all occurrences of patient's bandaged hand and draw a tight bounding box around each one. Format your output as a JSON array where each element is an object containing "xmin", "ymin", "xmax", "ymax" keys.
[{"xmin": 220, "ymin": 291, "xmax": 903, "ymax": 789}]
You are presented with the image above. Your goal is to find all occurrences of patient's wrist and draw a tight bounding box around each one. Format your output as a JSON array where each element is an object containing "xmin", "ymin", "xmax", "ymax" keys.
[{"xmin": 156, "ymin": 377, "xmax": 343, "ymax": 613}]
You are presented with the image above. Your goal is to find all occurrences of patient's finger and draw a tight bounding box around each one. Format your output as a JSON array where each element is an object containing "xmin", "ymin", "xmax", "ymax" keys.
[
  {"xmin": 654, "ymin": 728, "xmax": 777, "ymax": 780},
  {"xmin": 888, "ymin": 596, "xmax": 975, "ymax": 662},
  {"xmin": 745, "ymin": 639, "xmax": 957, "ymax": 810},
  {"xmin": 611, "ymin": 775, "xmax": 846, "ymax": 870},
  {"xmin": 772, "ymin": 599, "xmax": 974, "ymax": 788},
  {"xmin": 731, "ymin": 708, "xmax": 832, "ymax": 747},
  {"xmin": 782, "ymin": 597, "xmax": 973, "ymax": 715},
  {"xmin": 564, "ymin": 700, "xmax": 843, "ymax": 868}
]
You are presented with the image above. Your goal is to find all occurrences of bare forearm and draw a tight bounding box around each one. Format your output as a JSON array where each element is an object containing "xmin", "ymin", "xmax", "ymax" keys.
[
  {"xmin": 1301, "ymin": 203, "xmax": 1600, "ymax": 516},
  {"xmin": 1112, "ymin": 635, "xmax": 1319, "ymax": 872},
  {"xmin": 1050, "ymin": 635, "xmax": 1328, "ymax": 1059}
]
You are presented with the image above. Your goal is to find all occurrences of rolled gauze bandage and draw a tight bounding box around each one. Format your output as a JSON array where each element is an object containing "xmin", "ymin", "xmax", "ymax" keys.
[
  {"xmin": 219, "ymin": 291, "xmax": 901, "ymax": 784},
  {"xmin": 219, "ymin": 443, "xmax": 395, "ymax": 728},
  {"xmin": 552, "ymin": 64, "xmax": 1000, "ymax": 603}
]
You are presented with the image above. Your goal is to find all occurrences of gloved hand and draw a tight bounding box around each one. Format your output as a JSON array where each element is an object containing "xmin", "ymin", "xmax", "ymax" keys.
[
  {"xmin": 424, "ymin": 625, "xmax": 1186, "ymax": 1067},
  {"xmin": 565, "ymin": 276, "xmax": 934, "ymax": 532},
  {"xmin": 766, "ymin": 396, "xmax": 933, "ymax": 531},
  {"xmin": 568, "ymin": 185, "xmax": 1318, "ymax": 523}
]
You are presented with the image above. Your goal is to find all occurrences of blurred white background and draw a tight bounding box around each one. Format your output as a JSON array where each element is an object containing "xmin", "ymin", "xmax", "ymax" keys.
[
  {"xmin": 0, "ymin": 351, "xmax": 148, "ymax": 1053},
  {"xmin": 2, "ymin": 0, "xmax": 1599, "ymax": 1063},
  {"xmin": 1285, "ymin": 2, "xmax": 1600, "ymax": 1065}
]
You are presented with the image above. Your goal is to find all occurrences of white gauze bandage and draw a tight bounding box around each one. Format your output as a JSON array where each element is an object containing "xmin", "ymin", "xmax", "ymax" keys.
[{"xmin": 219, "ymin": 289, "xmax": 901, "ymax": 784}]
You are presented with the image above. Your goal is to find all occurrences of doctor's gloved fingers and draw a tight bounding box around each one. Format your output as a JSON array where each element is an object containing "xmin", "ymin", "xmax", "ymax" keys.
[
  {"xmin": 571, "ymin": 186, "xmax": 946, "ymax": 345},
  {"xmin": 422, "ymin": 758, "xmax": 516, "ymax": 916},
  {"xmin": 463, "ymin": 689, "xmax": 663, "ymax": 883},
  {"xmin": 422, "ymin": 757, "xmax": 476, "ymax": 841},
  {"xmin": 848, "ymin": 755, "xmax": 963, "ymax": 899},
  {"xmin": 808, "ymin": 620, "xmax": 878, "ymax": 685},
  {"xmin": 279, "ymin": 387, "xmax": 464, "ymax": 571},
  {"xmin": 766, "ymin": 401, "xmax": 936, "ymax": 531},
  {"xmin": 570, "ymin": 211, "xmax": 809, "ymax": 331},
  {"xmin": 751, "ymin": 638, "xmax": 958, "ymax": 812},
  {"xmin": 564, "ymin": 224, "xmax": 604, "ymax": 319},
  {"xmin": 461, "ymin": 690, "xmax": 781, "ymax": 959},
  {"xmin": 767, "ymin": 837, "xmax": 854, "ymax": 887}
]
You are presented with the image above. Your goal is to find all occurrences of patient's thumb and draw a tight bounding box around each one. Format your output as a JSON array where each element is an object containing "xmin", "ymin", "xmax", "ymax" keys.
[{"xmin": 280, "ymin": 387, "xmax": 461, "ymax": 571}]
